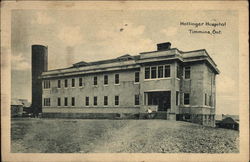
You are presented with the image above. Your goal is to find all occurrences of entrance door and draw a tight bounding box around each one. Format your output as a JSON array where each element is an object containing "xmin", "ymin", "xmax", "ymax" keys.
[{"xmin": 147, "ymin": 91, "xmax": 171, "ymax": 111}]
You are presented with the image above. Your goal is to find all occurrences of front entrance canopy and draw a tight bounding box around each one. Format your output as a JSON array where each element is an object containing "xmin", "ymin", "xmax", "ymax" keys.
[{"xmin": 145, "ymin": 91, "xmax": 171, "ymax": 111}]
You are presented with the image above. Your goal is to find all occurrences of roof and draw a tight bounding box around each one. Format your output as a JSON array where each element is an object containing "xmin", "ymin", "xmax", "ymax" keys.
[{"xmin": 41, "ymin": 46, "xmax": 219, "ymax": 79}]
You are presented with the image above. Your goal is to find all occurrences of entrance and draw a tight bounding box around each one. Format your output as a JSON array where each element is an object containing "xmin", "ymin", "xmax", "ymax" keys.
[{"xmin": 147, "ymin": 91, "xmax": 171, "ymax": 111}]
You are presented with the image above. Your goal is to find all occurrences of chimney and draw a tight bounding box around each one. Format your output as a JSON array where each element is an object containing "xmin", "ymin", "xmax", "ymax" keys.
[
  {"xmin": 31, "ymin": 45, "xmax": 48, "ymax": 116},
  {"xmin": 157, "ymin": 42, "xmax": 171, "ymax": 51}
]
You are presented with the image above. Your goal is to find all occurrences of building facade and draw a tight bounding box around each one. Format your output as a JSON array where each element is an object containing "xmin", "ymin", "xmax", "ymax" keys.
[{"xmin": 38, "ymin": 42, "xmax": 219, "ymax": 126}]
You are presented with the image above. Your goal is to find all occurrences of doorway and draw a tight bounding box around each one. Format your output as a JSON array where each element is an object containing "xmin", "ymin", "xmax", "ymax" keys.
[{"xmin": 147, "ymin": 91, "xmax": 171, "ymax": 111}]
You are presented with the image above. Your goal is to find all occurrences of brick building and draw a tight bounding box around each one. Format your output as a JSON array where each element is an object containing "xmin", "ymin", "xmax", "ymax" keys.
[{"xmin": 34, "ymin": 42, "xmax": 219, "ymax": 126}]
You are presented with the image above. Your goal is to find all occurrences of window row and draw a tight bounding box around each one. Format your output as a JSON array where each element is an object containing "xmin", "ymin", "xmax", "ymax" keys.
[
  {"xmin": 44, "ymin": 95, "xmax": 140, "ymax": 107},
  {"xmin": 145, "ymin": 65, "xmax": 170, "ymax": 79},
  {"xmin": 44, "ymin": 72, "xmax": 140, "ymax": 89}
]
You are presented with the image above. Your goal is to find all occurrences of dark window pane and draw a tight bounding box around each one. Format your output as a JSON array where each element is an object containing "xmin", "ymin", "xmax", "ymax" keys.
[
  {"xmin": 145, "ymin": 67, "xmax": 150, "ymax": 79},
  {"xmin": 79, "ymin": 78, "xmax": 83, "ymax": 86},
  {"xmin": 64, "ymin": 97, "xmax": 68, "ymax": 106},
  {"xmin": 57, "ymin": 98, "xmax": 61, "ymax": 106},
  {"xmin": 165, "ymin": 65, "xmax": 171, "ymax": 77},
  {"xmin": 151, "ymin": 67, "xmax": 157, "ymax": 79},
  {"xmin": 176, "ymin": 92, "xmax": 179, "ymax": 106},
  {"xmin": 58, "ymin": 80, "xmax": 61, "ymax": 88},
  {"xmin": 94, "ymin": 96, "xmax": 97, "ymax": 105},
  {"xmin": 65, "ymin": 79, "xmax": 68, "ymax": 87},
  {"xmin": 115, "ymin": 96, "xmax": 119, "ymax": 105},
  {"xmin": 94, "ymin": 76, "xmax": 97, "ymax": 85},
  {"xmin": 135, "ymin": 95, "xmax": 140, "ymax": 105},
  {"xmin": 115, "ymin": 74, "xmax": 119, "ymax": 84},
  {"xmin": 72, "ymin": 79, "xmax": 75, "ymax": 87},
  {"xmin": 184, "ymin": 93, "xmax": 190, "ymax": 105},
  {"xmin": 158, "ymin": 66, "xmax": 163, "ymax": 78},
  {"xmin": 184, "ymin": 67, "xmax": 191, "ymax": 79},
  {"xmin": 104, "ymin": 75, "xmax": 108, "ymax": 85},
  {"xmin": 85, "ymin": 97, "xmax": 89, "ymax": 106},
  {"xmin": 71, "ymin": 97, "xmax": 75, "ymax": 106},
  {"xmin": 104, "ymin": 96, "xmax": 108, "ymax": 105},
  {"xmin": 135, "ymin": 72, "xmax": 140, "ymax": 82}
]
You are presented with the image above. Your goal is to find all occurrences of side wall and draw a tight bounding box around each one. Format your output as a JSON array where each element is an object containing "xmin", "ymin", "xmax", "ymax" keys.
[{"xmin": 42, "ymin": 69, "xmax": 140, "ymax": 112}]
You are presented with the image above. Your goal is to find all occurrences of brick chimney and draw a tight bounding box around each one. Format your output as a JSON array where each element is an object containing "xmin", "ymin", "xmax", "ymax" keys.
[{"xmin": 157, "ymin": 42, "xmax": 171, "ymax": 51}]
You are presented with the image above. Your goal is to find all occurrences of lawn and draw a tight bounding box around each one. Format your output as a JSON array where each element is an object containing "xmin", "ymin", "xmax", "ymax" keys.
[{"xmin": 11, "ymin": 118, "xmax": 239, "ymax": 153}]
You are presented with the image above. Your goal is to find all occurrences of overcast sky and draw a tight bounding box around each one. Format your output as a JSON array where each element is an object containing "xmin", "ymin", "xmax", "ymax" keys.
[{"xmin": 11, "ymin": 9, "xmax": 239, "ymax": 115}]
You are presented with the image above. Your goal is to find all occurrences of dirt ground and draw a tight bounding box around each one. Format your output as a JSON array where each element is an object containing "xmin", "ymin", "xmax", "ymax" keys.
[{"xmin": 11, "ymin": 118, "xmax": 239, "ymax": 153}]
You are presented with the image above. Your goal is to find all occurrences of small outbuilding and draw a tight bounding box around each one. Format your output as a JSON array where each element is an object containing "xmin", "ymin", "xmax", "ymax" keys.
[
  {"xmin": 216, "ymin": 115, "xmax": 239, "ymax": 130},
  {"xmin": 11, "ymin": 99, "xmax": 23, "ymax": 117}
]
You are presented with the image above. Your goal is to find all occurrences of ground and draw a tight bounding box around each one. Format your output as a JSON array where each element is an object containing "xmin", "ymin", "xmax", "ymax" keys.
[{"xmin": 11, "ymin": 118, "xmax": 239, "ymax": 153}]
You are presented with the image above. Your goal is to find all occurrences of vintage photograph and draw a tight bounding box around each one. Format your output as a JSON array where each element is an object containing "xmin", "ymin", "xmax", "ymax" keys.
[{"xmin": 1, "ymin": 1, "xmax": 249, "ymax": 161}]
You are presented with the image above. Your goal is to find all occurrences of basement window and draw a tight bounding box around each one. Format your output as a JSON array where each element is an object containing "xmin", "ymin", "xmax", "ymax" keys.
[{"xmin": 184, "ymin": 93, "xmax": 190, "ymax": 105}]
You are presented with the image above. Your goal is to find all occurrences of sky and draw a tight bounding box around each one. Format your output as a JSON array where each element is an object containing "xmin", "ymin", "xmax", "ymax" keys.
[{"xmin": 11, "ymin": 9, "xmax": 239, "ymax": 115}]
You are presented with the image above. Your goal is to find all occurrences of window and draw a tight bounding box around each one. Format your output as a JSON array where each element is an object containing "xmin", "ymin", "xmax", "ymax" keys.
[
  {"xmin": 184, "ymin": 67, "xmax": 191, "ymax": 79},
  {"xmin": 212, "ymin": 75, "xmax": 215, "ymax": 85},
  {"xmin": 64, "ymin": 79, "xmax": 68, "ymax": 88},
  {"xmin": 93, "ymin": 76, "xmax": 97, "ymax": 85},
  {"xmin": 151, "ymin": 66, "xmax": 157, "ymax": 79},
  {"xmin": 176, "ymin": 91, "xmax": 179, "ymax": 106},
  {"xmin": 79, "ymin": 78, "xmax": 83, "ymax": 87},
  {"xmin": 72, "ymin": 78, "xmax": 75, "ymax": 87},
  {"xmin": 145, "ymin": 67, "xmax": 150, "ymax": 79},
  {"xmin": 158, "ymin": 66, "xmax": 164, "ymax": 78},
  {"xmin": 209, "ymin": 95, "xmax": 212, "ymax": 106},
  {"xmin": 104, "ymin": 96, "xmax": 108, "ymax": 106},
  {"xmin": 115, "ymin": 74, "xmax": 119, "ymax": 84},
  {"xmin": 57, "ymin": 98, "xmax": 61, "ymax": 106},
  {"xmin": 64, "ymin": 97, "xmax": 68, "ymax": 106},
  {"xmin": 44, "ymin": 80, "xmax": 50, "ymax": 89},
  {"xmin": 57, "ymin": 80, "xmax": 61, "ymax": 88},
  {"xmin": 44, "ymin": 98, "xmax": 50, "ymax": 106},
  {"xmin": 135, "ymin": 72, "xmax": 140, "ymax": 83},
  {"xmin": 94, "ymin": 96, "xmax": 97, "ymax": 106},
  {"xmin": 165, "ymin": 65, "xmax": 171, "ymax": 77},
  {"xmin": 85, "ymin": 97, "xmax": 89, "ymax": 106},
  {"xmin": 104, "ymin": 75, "xmax": 108, "ymax": 85},
  {"xmin": 71, "ymin": 97, "xmax": 75, "ymax": 106},
  {"xmin": 135, "ymin": 95, "xmax": 140, "ymax": 105},
  {"xmin": 205, "ymin": 93, "xmax": 207, "ymax": 105},
  {"xmin": 115, "ymin": 96, "xmax": 119, "ymax": 105},
  {"xmin": 177, "ymin": 65, "xmax": 182, "ymax": 79},
  {"xmin": 184, "ymin": 93, "xmax": 190, "ymax": 105}
]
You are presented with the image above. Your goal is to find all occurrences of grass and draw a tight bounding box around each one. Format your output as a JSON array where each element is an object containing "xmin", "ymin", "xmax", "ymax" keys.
[{"xmin": 11, "ymin": 118, "xmax": 239, "ymax": 153}]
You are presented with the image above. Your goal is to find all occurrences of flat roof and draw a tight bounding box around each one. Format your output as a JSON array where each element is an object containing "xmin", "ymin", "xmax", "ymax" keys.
[{"xmin": 42, "ymin": 48, "xmax": 219, "ymax": 78}]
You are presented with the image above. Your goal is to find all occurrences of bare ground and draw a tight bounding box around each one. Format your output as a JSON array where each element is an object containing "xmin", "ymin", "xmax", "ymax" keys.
[{"xmin": 11, "ymin": 118, "xmax": 239, "ymax": 153}]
